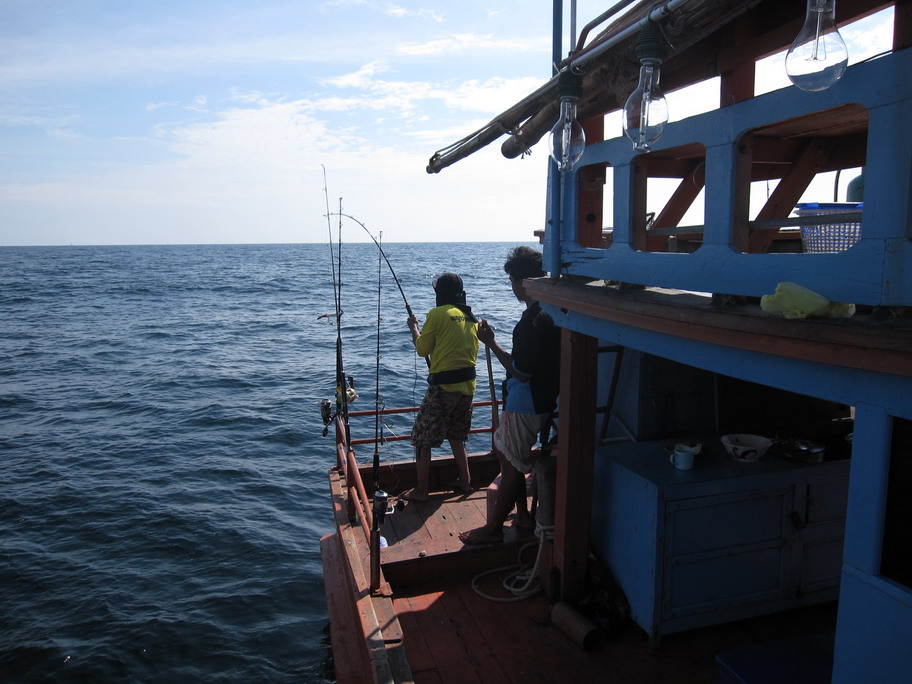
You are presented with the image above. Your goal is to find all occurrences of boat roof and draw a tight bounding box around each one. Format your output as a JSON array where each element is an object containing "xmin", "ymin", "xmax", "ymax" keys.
[{"xmin": 426, "ymin": 0, "xmax": 894, "ymax": 174}]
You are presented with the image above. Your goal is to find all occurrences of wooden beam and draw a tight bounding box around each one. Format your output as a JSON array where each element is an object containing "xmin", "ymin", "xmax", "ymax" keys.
[
  {"xmin": 578, "ymin": 117, "xmax": 606, "ymax": 248},
  {"xmin": 551, "ymin": 328, "xmax": 598, "ymax": 603},
  {"xmin": 631, "ymin": 160, "xmax": 650, "ymax": 252},
  {"xmin": 748, "ymin": 138, "xmax": 834, "ymax": 252},
  {"xmin": 648, "ymin": 160, "xmax": 706, "ymax": 251}
]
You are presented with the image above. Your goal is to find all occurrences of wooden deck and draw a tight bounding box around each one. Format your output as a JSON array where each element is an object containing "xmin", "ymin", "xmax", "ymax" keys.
[
  {"xmin": 322, "ymin": 454, "xmax": 839, "ymax": 684},
  {"xmin": 393, "ymin": 574, "xmax": 836, "ymax": 684}
]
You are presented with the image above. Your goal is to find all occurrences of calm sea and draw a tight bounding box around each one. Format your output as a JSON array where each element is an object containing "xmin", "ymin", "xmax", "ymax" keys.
[{"xmin": 0, "ymin": 242, "xmax": 532, "ymax": 683}]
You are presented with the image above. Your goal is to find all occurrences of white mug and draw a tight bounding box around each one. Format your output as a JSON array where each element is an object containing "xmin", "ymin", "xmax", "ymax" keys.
[{"xmin": 670, "ymin": 444, "xmax": 696, "ymax": 470}]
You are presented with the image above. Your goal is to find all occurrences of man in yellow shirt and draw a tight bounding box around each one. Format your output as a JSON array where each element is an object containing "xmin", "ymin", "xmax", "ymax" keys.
[{"xmin": 402, "ymin": 273, "xmax": 479, "ymax": 502}]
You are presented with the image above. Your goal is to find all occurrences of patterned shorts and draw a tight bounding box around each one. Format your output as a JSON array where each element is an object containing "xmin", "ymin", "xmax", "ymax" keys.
[{"xmin": 410, "ymin": 385, "xmax": 474, "ymax": 448}]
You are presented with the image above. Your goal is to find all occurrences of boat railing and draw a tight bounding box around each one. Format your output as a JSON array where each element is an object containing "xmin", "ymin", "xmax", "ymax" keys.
[
  {"xmin": 333, "ymin": 399, "xmax": 501, "ymax": 538},
  {"xmin": 552, "ymin": 49, "xmax": 912, "ymax": 308},
  {"xmin": 345, "ymin": 400, "xmax": 500, "ymax": 446}
]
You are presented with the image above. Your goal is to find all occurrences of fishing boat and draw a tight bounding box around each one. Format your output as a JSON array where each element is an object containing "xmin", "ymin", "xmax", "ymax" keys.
[{"xmin": 321, "ymin": 1, "xmax": 912, "ymax": 682}]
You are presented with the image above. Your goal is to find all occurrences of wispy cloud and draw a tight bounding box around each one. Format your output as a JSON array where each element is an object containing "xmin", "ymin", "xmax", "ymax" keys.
[
  {"xmin": 385, "ymin": 5, "xmax": 444, "ymax": 22},
  {"xmin": 146, "ymin": 101, "xmax": 180, "ymax": 112},
  {"xmin": 397, "ymin": 32, "xmax": 535, "ymax": 57}
]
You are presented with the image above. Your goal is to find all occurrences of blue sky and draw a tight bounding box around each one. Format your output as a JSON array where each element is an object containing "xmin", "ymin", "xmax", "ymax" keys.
[
  {"xmin": 2, "ymin": 0, "xmax": 599, "ymax": 246},
  {"xmin": 0, "ymin": 2, "xmax": 892, "ymax": 246}
]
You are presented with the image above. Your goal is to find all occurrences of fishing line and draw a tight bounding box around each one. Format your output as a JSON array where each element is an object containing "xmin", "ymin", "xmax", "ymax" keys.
[
  {"xmin": 321, "ymin": 165, "xmax": 341, "ymax": 327},
  {"xmin": 328, "ymin": 212, "xmax": 414, "ymax": 319},
  {"xmin": 326, "ymin": 211, "xmax": 431, "ymax": 370}
]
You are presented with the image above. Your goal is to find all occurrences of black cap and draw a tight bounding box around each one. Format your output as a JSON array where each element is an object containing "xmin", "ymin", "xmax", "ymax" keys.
[{"xmin": 433, "ymin": 273, "xmax": 466, "ymax": 306}]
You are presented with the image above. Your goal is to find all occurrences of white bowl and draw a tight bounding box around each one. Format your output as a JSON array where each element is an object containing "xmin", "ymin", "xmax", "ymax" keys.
[{"xmin": 721, "ymin": 434, "xmax": 772, "ymax": 462}]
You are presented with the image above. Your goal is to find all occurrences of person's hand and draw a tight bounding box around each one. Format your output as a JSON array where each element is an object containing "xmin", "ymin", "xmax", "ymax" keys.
[
  {"xmin": 477, "ymin": 319, "xmax": 494, "ymax": 345},
  {"xmin": 407, "ymin": 314, "xmax": 419, "ymax": 331}
]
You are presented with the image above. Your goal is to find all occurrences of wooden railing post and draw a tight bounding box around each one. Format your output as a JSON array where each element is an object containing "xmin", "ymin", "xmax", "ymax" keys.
[{"xmin": 550, "ymin": 328, "xmax": 598, "ymax": 603}]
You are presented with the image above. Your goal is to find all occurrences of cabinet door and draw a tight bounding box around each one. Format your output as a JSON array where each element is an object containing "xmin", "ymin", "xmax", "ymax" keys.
[
  {"xmin": 796, "ymin": 475, "xmax": 849, "ymax": 594},
  {"xmin": 662, "ymin": 486, "xmax": 794, "ymax": 620}
]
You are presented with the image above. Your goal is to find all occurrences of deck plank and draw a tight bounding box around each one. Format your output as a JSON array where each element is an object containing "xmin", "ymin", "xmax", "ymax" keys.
[
  {"xmin": 451, "ymin": 577, "xmax": 559, "ymax": 684},
  {"xmin": 427, "ymin": 581, "xmax": 513, "ymax": 683},
  {"xmin": 392, "ymin": 594, "xmax": 436, "ymax": 676},
  {"xmin": 401, "ymin": 589, "xmax": 488, "ymax": 684}
]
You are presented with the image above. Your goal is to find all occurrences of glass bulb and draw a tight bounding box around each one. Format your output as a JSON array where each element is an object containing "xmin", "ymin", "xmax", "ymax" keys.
[
  {"xmin": 622, "ymin": 63, "xmax": 668, "ymax": 151},
  {"xmin": 785, "ymin": 0, "xmax": 848, "ymax": 92},
  {"xmin": 548, "ymin": 97, "xmax": 586, "ymax": 173}
]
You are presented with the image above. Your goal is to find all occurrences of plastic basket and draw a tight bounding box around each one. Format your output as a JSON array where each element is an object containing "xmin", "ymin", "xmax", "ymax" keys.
[{"xmin": 794, "ymin": 202, "xmax": 863, "ymax": 253}]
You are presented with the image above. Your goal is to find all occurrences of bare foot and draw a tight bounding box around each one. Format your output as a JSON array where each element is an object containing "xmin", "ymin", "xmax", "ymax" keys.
[
  {"xmin": 447, "ymin": 480, "xmax": 473, "ymax": 494},
  {"xmin": 399, "ymin": 488, "xmax": 428, "ymax": 502},
  {"xmin": 511, "ymin": 516, "xmax": 534, "ymax": 531},
  {"xmin": 459, "ymin": 526, "xmax": 504, "ymax": 545}
]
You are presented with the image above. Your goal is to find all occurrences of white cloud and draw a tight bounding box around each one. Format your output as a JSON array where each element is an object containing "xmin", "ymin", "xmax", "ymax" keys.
[
  {"xmin": 47, "ymin": 128, "xmax": 87, "ymax": 141},
  {"xmin": 385, "ymin": 5, "xmax": 444, "ymax": 22},
  {"xmin": 397, "ymin": 32, "xmax": 537, "ymax": 57},
  {"xmin": 323, "ymin": 61, "xmax": 394, "ymax": 88},
  {"xmin": 146, "ymin": 101, "xmax": 180, "ymax": 111},
  {"xmin": 187, "ymin": 96, "xmax": 210, "ymax": 113}
]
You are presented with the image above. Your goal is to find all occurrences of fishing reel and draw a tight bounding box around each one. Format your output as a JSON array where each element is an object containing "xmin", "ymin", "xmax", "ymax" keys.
[
  {"xmin": 321, "ymin": 376, "xmax": 359, "ymax": 437},
  {"xmin": 320, "ymin": 398, "xmax": 334, "ymax": 437},
  {"xmin": 336, "ymin": 386, "xmax": 358, "ymax": 405},
  {"xmin": 320, "ymin": 399, "xmax": 333, "ymax": 425},
  {"xmin": 335, "ymin": 375, "xmax": 358, "ymax": 405},
  {"xmin": 372, "ymin": 489, "xmax": 389, "ymax": 525}
]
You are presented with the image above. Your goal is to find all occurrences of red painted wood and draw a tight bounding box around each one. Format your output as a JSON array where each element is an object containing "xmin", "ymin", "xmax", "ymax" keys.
[{"xmin": 320, "ymin": 534, "xmax": 372, "ymax": 684}]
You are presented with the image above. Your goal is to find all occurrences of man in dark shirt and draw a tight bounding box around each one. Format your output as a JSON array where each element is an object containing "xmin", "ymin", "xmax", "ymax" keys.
[{"xmin": 459, "ymin": 246, "xmax": 560, "ymax": 544}]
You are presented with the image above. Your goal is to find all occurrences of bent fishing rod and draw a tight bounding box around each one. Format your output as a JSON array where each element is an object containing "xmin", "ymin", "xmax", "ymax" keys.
[
  {"xmin": 327, "ymin": 211, "xmax": 430, "ymax": 369},
  {"xmin": 327, "ymin": 212, "xmax": 415, "ymax": 319}
]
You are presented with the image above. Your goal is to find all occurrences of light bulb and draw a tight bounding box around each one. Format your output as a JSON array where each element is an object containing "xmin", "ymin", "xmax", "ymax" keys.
[
  {"xmin": 622, "ymin": 21, "xmax": 669, "ymax": 152},
  {"xmin": 623, "ymin": 63, "xmax": 668, "ymax": 151},
  {"xmin": 786, "ymin": 0, "xmax": 848, "ymax": 91},
  {"xmin": 549, "ymin": 98, "xmax": 586, "ymax": 172},
  {"xmin": 548, "ymin": 69, "xmax": 586, "ymax": 173}
]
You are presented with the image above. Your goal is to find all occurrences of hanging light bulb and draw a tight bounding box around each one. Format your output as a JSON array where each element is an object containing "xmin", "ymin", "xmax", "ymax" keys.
[
  {"xmin": 786, "ymin": 0, "xmax": 848, "ymax": 91},
  {"xmin": 623, "ymin": 21, "xmax": 669, "ymax": 152},
  {"xmin": 548, "ymin": 69, "xmax": 586, "ymax": 173}
]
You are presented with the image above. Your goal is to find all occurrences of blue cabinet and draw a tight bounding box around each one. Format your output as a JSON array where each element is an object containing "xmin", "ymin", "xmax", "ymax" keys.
[{"xmin": 592, "ymin": 437, "xmax": 849, "ymax": 647}]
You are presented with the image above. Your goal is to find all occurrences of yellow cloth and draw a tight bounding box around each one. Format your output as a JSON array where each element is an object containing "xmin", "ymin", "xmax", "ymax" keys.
[{"xmin": 760, "ymin": 282, "xmax": 855, "ymax": 319}]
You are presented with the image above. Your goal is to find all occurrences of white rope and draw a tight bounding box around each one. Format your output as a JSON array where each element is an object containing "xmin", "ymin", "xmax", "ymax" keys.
[{"xmin": 469, "ymin": 524, "xmax": 556, "ymax": 602}]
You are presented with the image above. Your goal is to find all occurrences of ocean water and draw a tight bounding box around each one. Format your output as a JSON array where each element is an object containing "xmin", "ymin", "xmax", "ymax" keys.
[{"xmin": 0, "ymin": 242, "xmax": 532, "ymax": 683}]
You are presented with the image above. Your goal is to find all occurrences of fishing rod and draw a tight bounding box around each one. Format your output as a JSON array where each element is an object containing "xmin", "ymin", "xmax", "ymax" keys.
[
  {"xmin": 320, "ymin": 174, "xmax": 357, "ymax": 439},
  {"xmin": 321, "ymin": 165, "xmax": 341, "ymax": 329},
  {"xmin": 372, "ymin": 232, "xmax": 383, "ymax": 489},
  {"xmin": 327, "ymin": 212, "xmax": 415, "ymax": 320},
  {"xmin": 327, "ymin": 211, "xmax": 431, "ymax": 369},
  {"xmin": 369, "ymin": 230, "xmax": 389, "ymax": 594}
]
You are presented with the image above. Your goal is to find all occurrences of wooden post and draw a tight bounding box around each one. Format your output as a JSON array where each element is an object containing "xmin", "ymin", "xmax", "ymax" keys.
[
  {"xmin": 577, "ymin": 116, "xmax": 605, "ymax": 248},
  {"xmin": 550, "ymin": 328, "xmax": 598, "ymax": 603}
]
